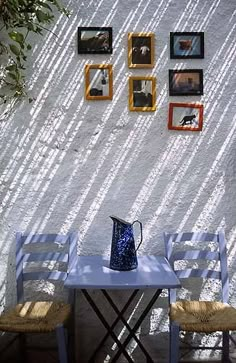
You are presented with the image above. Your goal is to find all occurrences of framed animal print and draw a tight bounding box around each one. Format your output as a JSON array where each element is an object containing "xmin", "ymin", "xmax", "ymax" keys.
[
  {"xmin": 78, "ymin": 27, "xmax": 112, "ymax": 54},
  {"xmin": 169, "ymin": 69, "xmax": 203, "ymax": 96},
  {"xmin": 128, "ymin": 32, "xmax": 154, "ymax": 68},
  {"xmin": 168, "ymin": 102, "xmax": 203, "ymax": 131},
  {"xmin": 129, "ymin": 76, "xmax": 156, "ymax": 111},
  {"xmin": 85, "ymin": 64, "xmax": 113, "ymax": 100},
  {"xmin": 170, "ymin": 32, "xmax": 204, "ymax": 59}
]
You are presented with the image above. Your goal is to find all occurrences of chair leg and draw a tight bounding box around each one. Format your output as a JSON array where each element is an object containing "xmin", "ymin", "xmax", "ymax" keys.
[
  {"xmin": 222, "ymin": 331, "xmax": 230, "ymax": 362},
  {"xmin": 56, "ymin": 324, "xmax": 68, "ymax": 363},
  {"xmin": 169, "ymin": 321, "xmax": 180, "ymax": 363}
]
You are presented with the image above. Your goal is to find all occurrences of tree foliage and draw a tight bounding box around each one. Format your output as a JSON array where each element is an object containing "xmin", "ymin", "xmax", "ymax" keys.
[{"xmin": 0, "ymin": 0, "xmax": 69, "ymax": 106}]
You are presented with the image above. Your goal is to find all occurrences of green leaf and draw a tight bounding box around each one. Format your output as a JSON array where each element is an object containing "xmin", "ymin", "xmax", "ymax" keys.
[
  {"xmin": 9, "ymin": 44, "xmax": 21, "ymax": 56},
  {"xmin": 5, "ymin": 65, "xmax": 17, "ymax": 71},
  {"xmin": 38, "ymin": 2, "xmax": 52, "ymax": 11},
  {"xmin": 8, "ymin": 72, "xmax": 18, "ymax": 80},
  {"xmin": 36, "ymin": 9, "xmax": 49, "ymax": 22},
  {"xmin": 9, "ymin": 31, "xmax": 24, "ymax": 44}
]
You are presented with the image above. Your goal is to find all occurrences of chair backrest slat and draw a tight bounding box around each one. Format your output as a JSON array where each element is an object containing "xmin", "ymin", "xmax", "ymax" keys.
[
  {"xmin": 23, "ymin": 252, "xmax": 68, "ymax": 263},
  {"xmin": 175, "ymin": 269, "xmax": 221, "ymax": 279},
  {"xmin": 21, "ymin": 234, "xmax": 69, "ymax": 244},
  {"xmin": 23, "ymin": 271, "xmax": 68, "ymax": 281},
  {"xmin": 166, "ymin": 232, "xmax": 219, "ymax": 243},
  {"xmin": 16, "ymin": 232, "xmax": 78, "ymax": 303},
  {"xmin": 164, "ymin": 231, "xmax": 229, "ymax": 304},
  {"xmin": 172, "ymin": 250, "xmax": 220, "ymax": 261}
]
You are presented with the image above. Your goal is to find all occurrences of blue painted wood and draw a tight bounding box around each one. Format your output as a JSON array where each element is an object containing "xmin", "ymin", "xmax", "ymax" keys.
[
  {"xmin": 16, "ymin": 232, "xmax": 24, "ymax": 303},
  {"xmin": 23, "ymin": 252, "xmax": 68, "ymax": 263},
  {"xmin": 165, "ymin": 232, "xmax": 219, "ymax": 243},
  {"xmin": 174, "ymin": 269, "xmax": 221, "ymax": 279},
  {"xmin": 16, "ymin": 232, "xmax": 77, "ymax": 301},
  {"xmin": 164, "ymin": 230, "xmax": 230, "ymax": 363},
  {"xmin": 22, "ymin": 271, "xmax": 68, "ymax": 281},
  {"xmin": 56, "ymin": 323, "xmax": 68, "ymax": 363},
  {"xmin": 172, "ymin": 250, "xmax": 220, "ymax": 261},
  {"xmin": 21, "ymin": 234, "xmax": 69, "ymax": 244},
  {"xmin": 14, "ymin": 231, "xmax": 78, "ymax": 363}
]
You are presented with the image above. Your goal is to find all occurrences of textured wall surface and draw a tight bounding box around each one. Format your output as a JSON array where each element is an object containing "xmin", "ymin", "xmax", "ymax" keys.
[{"xmin": 0, "ymin": 0, "xmax": 236, "ymax": 361}]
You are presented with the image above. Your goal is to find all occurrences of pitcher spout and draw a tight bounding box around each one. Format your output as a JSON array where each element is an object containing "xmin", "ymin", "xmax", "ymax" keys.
[{"xmin": 109, "ymin": 215, "xmax": 131, "ymax": 225}]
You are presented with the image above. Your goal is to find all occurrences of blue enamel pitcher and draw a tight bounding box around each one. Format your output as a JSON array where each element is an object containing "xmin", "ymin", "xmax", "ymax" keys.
[{"xmin": 109, "ymin": 216, "xmax": 143, "ymax": 271}]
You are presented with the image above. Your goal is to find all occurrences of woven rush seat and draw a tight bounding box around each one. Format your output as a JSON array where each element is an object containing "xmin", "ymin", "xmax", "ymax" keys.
[
  {"xmin": 0, "ymin": 301, "xmax": 71, "ymax": 333},
  {"xmin": 170, "ymin": 300, "xmax": 236, "ymax": 333}
]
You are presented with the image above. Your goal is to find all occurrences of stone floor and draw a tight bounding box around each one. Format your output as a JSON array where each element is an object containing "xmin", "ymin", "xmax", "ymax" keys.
[{"xmin": 0, "ymin": 334, "xmax": 235, "ymax": 363}]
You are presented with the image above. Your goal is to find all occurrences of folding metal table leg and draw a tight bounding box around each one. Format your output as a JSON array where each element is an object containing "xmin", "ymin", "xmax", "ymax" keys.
[
  {"xmin": 81, "ymin": 289, "xmax": 134, "ymax": 363},
  {"xmin": 102, "ymin": 290, "xmax": 153, "ymax": 362},
  {"xmin": 111, "ymin": 289, "xmax": 163, "ymax": 363},
  {"xmin": 89, "ymin": 290, "xmax": 139, "ymax": 362}
]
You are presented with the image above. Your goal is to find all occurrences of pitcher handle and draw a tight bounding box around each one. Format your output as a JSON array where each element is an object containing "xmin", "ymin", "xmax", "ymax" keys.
[{"xmin": 132, "ymin": 220, "xmax": 143, "ymax": 251}]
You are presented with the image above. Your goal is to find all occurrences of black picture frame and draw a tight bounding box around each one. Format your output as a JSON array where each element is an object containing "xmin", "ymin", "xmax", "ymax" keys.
[
  {"xmin": 78, "ymin": 27, "xmax": 112, "ymax": 54},
  {"xmin": 170, "ymin": 32, "xmax": 204, "ymax": 59},
  {"xmin": 169, "ymin": 69, "xmax": 203, "ymax": 96}
]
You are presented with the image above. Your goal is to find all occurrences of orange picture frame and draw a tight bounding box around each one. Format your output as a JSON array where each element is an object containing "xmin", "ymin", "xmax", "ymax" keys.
[
  {"xmin": 128, "ymin": 32, "xmax": 154, "ymax": 68},
  {"xmin": 129, "ymin": 76, "xmax": 156, "ymax": 112},
  {"xmin": 168, "ymin": 102, "xmax": 203, "ymax": 131},
  {"xmin": 85, "ymin": 64, "xmax": 113, "ymax": 100}
]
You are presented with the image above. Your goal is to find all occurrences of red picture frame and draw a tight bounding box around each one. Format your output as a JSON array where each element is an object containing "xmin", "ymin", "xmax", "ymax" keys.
[{"xmin": 168, "ymin": 102, "xmax": 203, "ymax": 131}]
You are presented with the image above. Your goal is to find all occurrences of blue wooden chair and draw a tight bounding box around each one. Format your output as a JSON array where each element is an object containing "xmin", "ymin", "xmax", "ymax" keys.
[
  {"xmin": 0, "ymin": 232, "xmax": 78, "ymax": 363},
  {"xmin": 164, "ymin": 231, "xmax": 236, "ymax": 363}
]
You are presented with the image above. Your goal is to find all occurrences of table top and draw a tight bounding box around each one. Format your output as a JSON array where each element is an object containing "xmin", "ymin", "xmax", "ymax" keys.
[{"xmin": 65, "ymin": 255, "xmax": 181, "ymax": 289}]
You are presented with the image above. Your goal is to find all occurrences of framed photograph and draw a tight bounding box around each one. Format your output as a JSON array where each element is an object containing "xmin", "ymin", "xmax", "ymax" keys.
[
  {"xmin": 78, "ymin": 27, "xmax": 112, "ymax": 54},
  {"xmin": 170, "ymin": 32, "xmax": 204, "ymax": 59},
  {"xmin": 129, "ymin": 76, "xmax": 156, "ymax": 111},
  {"xmin": 169, "ymin": 69, "xmax": 203, "ymax": 96},
  {"xmin": 85, "ymin": 64, "xmax": 113, "ymax": 100},
  {"xmin": 168, "ymin": 102, "xmax": 203, "ymax": 131},
  {"xmin": 128, "ymin": 32, "xmax": 154, "ymax": 68}
]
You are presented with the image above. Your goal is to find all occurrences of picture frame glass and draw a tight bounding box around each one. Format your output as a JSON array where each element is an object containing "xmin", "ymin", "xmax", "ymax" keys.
[
  {"xmin": 172, "ymin": 106, "xmax": 201, "ymax": 129},
  {"xmin": 128, "ymin": 33, "xmax": 154, "ymax": 68},
  {"xmin": 133, "ymin": 79, "xmax": 153, "ymax": 107},
  {"xmin": 129, "ymin": 77, "xmax": 156, "ymax": 111},
  {"xmin": 131, "ymin": 36, "xmax": 151, "ymax": 65},
  {"xmin": 169, "ymin": 70, "xmax": 203, "ymax": 96},
  {"xmin": 78, "ymin": 27, "xmax": 112, "ymax": 54},
  {"xmin": 89, "ymin": 68, "xmax": 110, "ymax": 97},
  {"xmin": 170, "ymin": 32, "xmax": 204, "ymax": 58}
]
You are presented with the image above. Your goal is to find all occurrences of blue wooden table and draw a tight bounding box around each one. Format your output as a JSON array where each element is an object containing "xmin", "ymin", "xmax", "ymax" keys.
[{"xmin": 65, "ymin": 255, "xmax": 180, "ymax": 362}]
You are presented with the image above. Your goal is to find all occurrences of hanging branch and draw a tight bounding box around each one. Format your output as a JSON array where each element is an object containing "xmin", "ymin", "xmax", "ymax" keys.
[{"xmin": 0, "ymin": 0, "xmax": 69, "ymax": 108}]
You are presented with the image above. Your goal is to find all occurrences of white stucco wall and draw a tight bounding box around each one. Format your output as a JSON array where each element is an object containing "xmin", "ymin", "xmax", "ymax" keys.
[{"xmin": 0, "ymin": 0, "xmax": 236, "ymax": 361}]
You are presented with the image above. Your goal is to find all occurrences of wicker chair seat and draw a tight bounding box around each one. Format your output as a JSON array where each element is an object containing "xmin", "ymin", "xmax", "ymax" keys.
[
  {"xmin": 170, "ymin": 300, "xmax": 236, "ymax": 333},
  {"xmin": 0, "ymin": 301, "xmax": 71, "ymax": 333}
]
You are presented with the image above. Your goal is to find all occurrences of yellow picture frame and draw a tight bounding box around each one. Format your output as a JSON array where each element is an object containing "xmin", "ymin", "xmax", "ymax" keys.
[
  {"xmin": 128, "ymin": 32, "xmax": 154, "ymax": 68},
  {"xmin": 85, "ymin": 64, "xmax": 113, "ymax": 100},
  {"xmin": 129, "ymin": 76, "xmax": 156, "ymax": 112}
]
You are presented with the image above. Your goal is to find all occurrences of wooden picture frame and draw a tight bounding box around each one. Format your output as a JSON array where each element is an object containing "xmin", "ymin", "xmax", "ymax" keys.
[
  {"xmin": 168, "ymin": 102, "xmax": 203, "ymax": 131},
  {"xmin": 170, "ymin": 32, "xmax": 204, "ymax": 59},
  {"xmin": 78, "ymin": 27, "xmax": 112, "ymax": 54},
  {"xmin": 129, "ymin": 76, "xmax": 156, "ymax": 111},
  {"xmin": 85, "ymin": 64, "xmax": 113, "ymax": 100},
  {"xmin": 169, "ymin": 69, "xmax": 203, "ymax": 96},
  {"xmin": 128, "ymin": 32, "xmax": 154, "ymax": 68}
]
